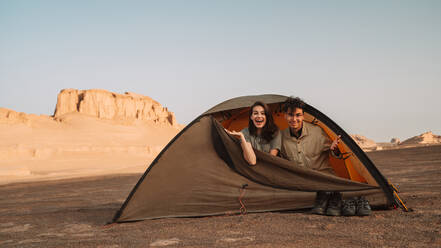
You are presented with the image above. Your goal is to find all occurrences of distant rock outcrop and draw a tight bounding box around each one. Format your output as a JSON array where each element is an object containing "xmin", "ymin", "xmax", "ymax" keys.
[
  {"xmin": 0, "ymin": 108, "xmax": 29, "ymax": 124},
  {"xmin": 54, "ymin": 89, "xmax": 178, "ymax": 127},
  {"xmin": 350, "ymin": 134, "xmax": 377, "ymax": 151},
  {"xmin": 0, "ymin": 108, "xmax": 50, "ymax": 125},
  {"xmin": 390, "ymin": 138, "xmax": 400, "ymax": 144},
  {"xmin": 400, "ymin": 131, "xmax": 441, "ymax": 145}
]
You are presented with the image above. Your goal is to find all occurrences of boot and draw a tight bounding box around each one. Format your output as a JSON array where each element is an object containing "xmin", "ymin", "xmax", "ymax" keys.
[
  {"xmin": 341, "ymin": 198, "xmax": 356, "ymax": 216},
  {"xmin": 310, "ymin": 191, "xmax": 330, "ymax": 215},
  {"xmin": 356, "ymin": 196, "xmax": 372, "ymax": 216},
  {"xmin": 326, "ymin": 192, "xmax": 342, "ymax": 216}
]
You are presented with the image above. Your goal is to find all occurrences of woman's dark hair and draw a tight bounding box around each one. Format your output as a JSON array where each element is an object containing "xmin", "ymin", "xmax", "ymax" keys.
[
  {"xmin": 248, "ymin": 101, "xmax": 279, "ymax": 142},
  {"xmin": 282, "ymin": 97, "xmax": 306, "ymax": 113}
]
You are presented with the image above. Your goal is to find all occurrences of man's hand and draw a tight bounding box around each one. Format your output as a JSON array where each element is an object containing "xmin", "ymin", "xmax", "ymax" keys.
[{"xmin": 331, "ymin": 135, "xmax": 341, "ymax": 151}]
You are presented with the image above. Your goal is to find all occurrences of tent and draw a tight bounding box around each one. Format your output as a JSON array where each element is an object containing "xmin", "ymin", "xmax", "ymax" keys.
[{"xmin": 112, "ymin": 94, "xmax": 406, "ymax": 222}]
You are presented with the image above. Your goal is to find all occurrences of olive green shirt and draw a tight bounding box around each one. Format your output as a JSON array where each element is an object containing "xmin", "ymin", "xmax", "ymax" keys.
[
  {"xmin": 241, "ymin": 128, "xmax": 281, "ymax": 153},
  {"xmin": 280, "ymin": 122, "xmax": 335, "ymax": 175}
]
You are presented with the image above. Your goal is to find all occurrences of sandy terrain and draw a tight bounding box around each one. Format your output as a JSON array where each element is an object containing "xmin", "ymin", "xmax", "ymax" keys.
[
  {"xmin": 0, "ymin": 112, "xmax": 180, "ymax": 185},
  {"xmin": 1, "ymin": 145, "xmax": 440, "ymax": 247}
]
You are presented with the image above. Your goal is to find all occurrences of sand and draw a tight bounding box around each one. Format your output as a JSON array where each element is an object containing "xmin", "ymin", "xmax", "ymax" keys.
[
  {"xmin": 0, "ymin": 112, "xmax": 180, "ymax": 185},
  {"xmin": 0, "ymin": 145, "xmax": 440, "ymax": 247}
]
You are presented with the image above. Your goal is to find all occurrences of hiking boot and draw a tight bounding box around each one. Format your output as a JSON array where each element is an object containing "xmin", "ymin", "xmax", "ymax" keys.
[
  {"xmin": 341, "ymin": 199, "xmax": 356, "ymax": 216},
  {"xmin": 310, "ymin": 191, "xmax": 330, "ymax": 215},
  {"xmin": 356, "ymin": 196, "xmax": 372, "ymax": 216},
  {"xmin": 326, "ymin": 192, "xmax": 342, "ymax": 216}
]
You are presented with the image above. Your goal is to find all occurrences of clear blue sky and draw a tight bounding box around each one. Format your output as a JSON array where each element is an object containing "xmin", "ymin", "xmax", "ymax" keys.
[{"xmin": 1, "ymin": 0, "xmax": 440, "ymax": 142}]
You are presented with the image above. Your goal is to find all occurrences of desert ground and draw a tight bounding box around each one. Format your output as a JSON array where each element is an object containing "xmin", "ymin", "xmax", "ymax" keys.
[{"xmin": 1, "ymin": 144, "xmax": 440, "ymax": 248}]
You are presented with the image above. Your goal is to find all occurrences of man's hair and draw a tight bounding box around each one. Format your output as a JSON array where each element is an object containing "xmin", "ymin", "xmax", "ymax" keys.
[{"xmin": 282, "ymin": 97, "xmax": 306, "ymax": 113}]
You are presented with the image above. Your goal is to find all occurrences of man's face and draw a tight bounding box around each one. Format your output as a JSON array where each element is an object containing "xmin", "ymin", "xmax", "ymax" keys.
[{"xmin": 285, "ymin": 107, "xmax": 304, "ymax": 132}]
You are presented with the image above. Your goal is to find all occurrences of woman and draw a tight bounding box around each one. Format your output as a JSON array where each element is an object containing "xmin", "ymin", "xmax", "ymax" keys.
[{"xmin": 225, "ymin": 101, "xmax": 281, "ymax": 165}]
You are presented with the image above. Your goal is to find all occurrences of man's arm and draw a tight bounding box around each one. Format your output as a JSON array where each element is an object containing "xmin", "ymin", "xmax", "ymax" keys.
[
  {"xmin": 330, "ymin": 135, "xmax": 342, "ymax": 158},
  {"xmin": 269, "ymin": 131, "xmax": 282, "ymax": 157},
  {"xmin": 318, "ymin": 126, "xmax": 342, "ymax": 158}
]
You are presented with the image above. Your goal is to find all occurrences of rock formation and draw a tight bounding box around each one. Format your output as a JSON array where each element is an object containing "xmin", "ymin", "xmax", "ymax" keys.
[
  {"xmin": 0, "ymin": 108, "xmax": 29, "ymax": 124},
  {"xmin": 400, "ymin": 131, "xmax": 441, "ymax": 145},
  {"xmin": 0, "ymin": 108, "xmax": 51, "ymax": 125},
  {"xmin": 54, "ymin": 89, "xmax": 177, "ymax": 126},
  {"xmin": 350, "ymin": 134, "xmax": 377, "ymax": 151},
  {"xmin": 390, "ymin": 138, "xmax": 400, "ymax": 144}
]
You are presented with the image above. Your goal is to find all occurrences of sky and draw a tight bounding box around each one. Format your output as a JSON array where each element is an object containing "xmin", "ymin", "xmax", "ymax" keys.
[{"xmin": 1, "ymin": 0, "xmax": 440, "ymax": 142}]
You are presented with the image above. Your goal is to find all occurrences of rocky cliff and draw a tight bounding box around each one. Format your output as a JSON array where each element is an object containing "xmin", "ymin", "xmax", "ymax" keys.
[
  {"xmin": 0, "ymin": 108, "xmax": 52, "ymax": 125},
  {"xmin": 0, "ymin": 108, "xmax": 30, "ymax": 124},
  {"xmin": 400, "ymin": 131, "xmax": 441, "ymax": 145},
  {"xmin": 350, "ymin": 134, "xmax": 378, "ymax": 151},
  {"xmin": 54, "ymin": 89, "xmax": 177, "ymax": 126}
]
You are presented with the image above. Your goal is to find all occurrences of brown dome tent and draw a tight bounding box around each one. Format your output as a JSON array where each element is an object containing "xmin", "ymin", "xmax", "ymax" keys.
[{"xmin": 112, "ymin": 94, "xmax": 406, "ymax": 222}]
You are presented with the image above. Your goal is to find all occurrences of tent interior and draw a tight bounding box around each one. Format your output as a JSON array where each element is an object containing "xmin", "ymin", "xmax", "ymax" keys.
[{"xmin": 212, "ymin": 103, "xmax": 377, "ymax": 186}]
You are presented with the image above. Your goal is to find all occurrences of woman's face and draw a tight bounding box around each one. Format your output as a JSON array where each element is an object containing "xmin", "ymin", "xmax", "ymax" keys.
[{"xmin": 250, "ymin": 105, "xmax": 266, "ymax": 129}]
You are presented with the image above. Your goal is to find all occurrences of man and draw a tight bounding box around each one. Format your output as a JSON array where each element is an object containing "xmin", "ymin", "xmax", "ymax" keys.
[{"xmin": 280, "ymin": 97, "xmax": 343, "ymax": 216}]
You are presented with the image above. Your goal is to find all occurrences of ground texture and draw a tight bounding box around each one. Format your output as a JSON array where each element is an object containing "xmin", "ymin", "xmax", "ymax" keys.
[{"xmin": 1, "ymin": 145, "xmax": 441, "ymax": 248}]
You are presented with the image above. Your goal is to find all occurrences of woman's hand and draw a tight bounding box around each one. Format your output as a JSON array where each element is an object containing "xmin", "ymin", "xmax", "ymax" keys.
[
  {"xmin": 225, "ymin": 128, "xmax": 256, "ymax": 165},
  {"xmin": 225, "ymin": 129, "xmax": 244, "ymax": 139}
]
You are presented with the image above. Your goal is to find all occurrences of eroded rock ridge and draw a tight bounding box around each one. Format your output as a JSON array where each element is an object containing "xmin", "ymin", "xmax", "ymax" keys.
[
  {"xmin": 54, "ymin": 89, "xmax": 177, "ymax": 126},
  {"xmin": 350, "ymin": 134, "xmax": 378, "ymax": 151},
  {"xmin": 401, "ymin": 131, "xmax": 441, "ymax": 145}
]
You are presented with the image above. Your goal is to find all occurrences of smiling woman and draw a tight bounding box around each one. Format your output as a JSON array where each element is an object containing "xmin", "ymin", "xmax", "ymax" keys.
[{"xmin": 225, "ymin": 101, "xmax": 281, "ymax": 165}]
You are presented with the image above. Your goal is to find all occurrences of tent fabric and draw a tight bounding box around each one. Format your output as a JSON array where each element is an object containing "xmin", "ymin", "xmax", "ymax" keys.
[
  {"xmin": 212, "ymin": 118, "xmax": 378, "ymax": 192},
  {"xmin": 113, "ymin": 115, "xmax": 387, "ymax": 222},
  {"xmin": 203, "ymin": 94, "xmax": 288, "ymax": 116}
]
